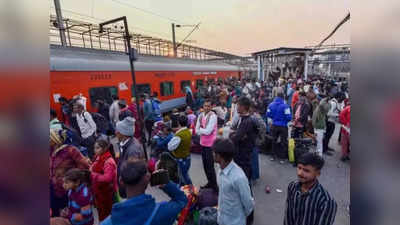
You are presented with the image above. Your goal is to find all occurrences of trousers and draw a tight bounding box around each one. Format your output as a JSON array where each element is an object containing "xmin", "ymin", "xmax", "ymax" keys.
[
  {"xmin": 271, "ymin": 125, "xmax": 288, "ymax": 159},
  {"xmin": 201, "ymin": 146, "xmax": 217, "ymax": 189},
  {"xmin": 314, "ymin": 129, "xmax": 325, "ymax": 156},
  {"xmin": 323, "ymin": 120, "xmax": 335, "ymax": 152}
]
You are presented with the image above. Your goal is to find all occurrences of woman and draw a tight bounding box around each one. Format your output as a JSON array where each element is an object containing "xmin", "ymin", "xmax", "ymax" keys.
[
  {"xmin": 90, "ymin": 139, "xmax": 117, "ymax": 222},
  {"xmin": 50, "ymin": 129, "xmax": 90, "ymax": 217}
]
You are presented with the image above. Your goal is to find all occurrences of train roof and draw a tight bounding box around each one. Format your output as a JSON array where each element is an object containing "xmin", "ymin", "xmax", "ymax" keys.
[{"xmin": 50, "ymin": 45, "xmax": 239, "ymax": 72}]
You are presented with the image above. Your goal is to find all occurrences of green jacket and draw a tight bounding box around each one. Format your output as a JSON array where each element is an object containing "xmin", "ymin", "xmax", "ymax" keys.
[{"xmin": 312, "ymin": 98, "xmax": 331, "ymax": 130}]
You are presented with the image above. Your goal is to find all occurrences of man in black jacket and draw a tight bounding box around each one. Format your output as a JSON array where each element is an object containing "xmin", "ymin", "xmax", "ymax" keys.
[{"xmin": 229, "ymin": 96, "xmax": 258, "ymax": 180}]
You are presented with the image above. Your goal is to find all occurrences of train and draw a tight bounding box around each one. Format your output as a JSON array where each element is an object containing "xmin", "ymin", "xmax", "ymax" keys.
[{"xmin": 50, "ymin": 45, "xmax": 241, "ymax": 116}]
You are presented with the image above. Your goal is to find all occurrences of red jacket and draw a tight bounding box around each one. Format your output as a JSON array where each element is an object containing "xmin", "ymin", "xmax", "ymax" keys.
[
  {"xmin": 291, "ymin": 91, "xmax": 299, "ymax": 109},
  {"xmin": 339, "ymin": 105, "xmax": 351, "ymax": 133}
]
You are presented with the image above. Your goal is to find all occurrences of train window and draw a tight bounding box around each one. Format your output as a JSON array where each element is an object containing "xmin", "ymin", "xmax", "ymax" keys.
[
  {"xmin": 196, "ymin": 80, "xmax": 204, "ymax": 89},
  {"xmin": 131, "ymin": 84, "xmax": 151, "ymax": 97},
  {"xmin": 89, "ymin": 86, "xmax": 118, "ymax": 106},
  {"xmin": 181, "ymin": 80, "xmax": 191, "ymax": 93},
  {"xmin": 160, "ymin": 82, "xmax": 174, "ymax": 96}
]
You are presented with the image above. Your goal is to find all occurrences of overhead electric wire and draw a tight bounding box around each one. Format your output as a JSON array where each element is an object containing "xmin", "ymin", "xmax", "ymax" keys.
[
  {"xmin": 110, "ymin": 0, "xmax": 187, "ymax": 24},
  {"xmin": 314, "ymin": 12, "xmax": 350, "ymax": 52},
  {"xmin": 176, "ymin": 23, "xmax": 201, "ymax": 48},
  {"xmin": 50, "ymin": 6, "xmax": 177, "ymax": 39}
]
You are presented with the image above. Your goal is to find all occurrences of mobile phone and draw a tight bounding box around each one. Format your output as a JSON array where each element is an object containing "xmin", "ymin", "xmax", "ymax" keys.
[{"xmin": 150, "ymin": 170, "xmax": 170, "ymax": 186}]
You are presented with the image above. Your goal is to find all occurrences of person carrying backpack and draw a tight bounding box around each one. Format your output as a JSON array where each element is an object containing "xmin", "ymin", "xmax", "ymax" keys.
[
  {"xmin": 143, "ymin": 93, "xmax": 162, "ymax": 144},
  {"xmin": 73, "ymin": 102, "xmax": 97, "ymax": 160}
]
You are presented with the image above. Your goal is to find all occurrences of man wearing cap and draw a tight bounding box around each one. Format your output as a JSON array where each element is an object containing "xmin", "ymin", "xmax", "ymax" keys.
[{"xmin": 115, "ymin": 116, "xmax": 145, "ymax": 198}]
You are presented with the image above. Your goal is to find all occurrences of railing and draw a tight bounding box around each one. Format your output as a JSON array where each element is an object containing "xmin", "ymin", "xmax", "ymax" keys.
[{"xmin": 49, "ymin": 15, "xmax": 244, "ymax": 61}]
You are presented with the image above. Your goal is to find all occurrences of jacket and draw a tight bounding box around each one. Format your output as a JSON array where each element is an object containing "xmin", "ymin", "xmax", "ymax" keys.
[
  {"xmin": 339, "ymin": 105, "xmax": 351, "ymax": 134},
  {"xmin": 117, "ymin": 138, "xmax": 145, "ymax": 198},
  {"xmin": 101, "ymin": 182, "xmax": 187, "ymax": 225},
  {"xmin": 293, "ymin": 101, "xmax": 312, "ymax": 128},
  {"xmin": 50, "ymin": 145, "xmax": 90, "ymax": 198},
  {"xmin": 312, "ymin": 98, "xmax": 331, "ymax": 130},
  {"xmin": 267, "ymin": 97, "xmax": 292, "ymax": 127}
]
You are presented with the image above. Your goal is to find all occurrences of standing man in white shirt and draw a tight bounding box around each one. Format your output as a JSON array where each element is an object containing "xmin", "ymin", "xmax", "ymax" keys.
[
  {"xmin": 213, "ymin": 138, "xmax": 255, "ymax": 225},
  {"xmin": 195, "ymin": 98, "xmax": 218, "ymax": 191},
  {"xmin": 109, "ymin": 95, "xmax": 120, "ymax": 129},
  {"xmin": 73, "ymin": 102, "xmax": 97, "ymax": 160}
]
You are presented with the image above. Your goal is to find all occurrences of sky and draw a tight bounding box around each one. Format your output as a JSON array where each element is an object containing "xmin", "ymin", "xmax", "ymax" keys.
[{"xmin": 50, "ymin": 0, "xmax": 350, "ymax": 56}]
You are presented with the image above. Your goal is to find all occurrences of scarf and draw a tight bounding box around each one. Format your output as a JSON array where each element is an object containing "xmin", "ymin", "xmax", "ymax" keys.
[{"xmin": 92, "ymin": 151, "xmax": 112, "ymax": 173}]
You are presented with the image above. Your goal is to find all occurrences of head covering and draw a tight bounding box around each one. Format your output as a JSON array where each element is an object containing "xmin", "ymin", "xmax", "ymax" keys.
[
  {"xmin": 116, "ymin": 116, "xmax": 135, "ymax": 137},
  {"xmin": 50, "ymin": 129, "xmax": 65, "ymax": 145}
]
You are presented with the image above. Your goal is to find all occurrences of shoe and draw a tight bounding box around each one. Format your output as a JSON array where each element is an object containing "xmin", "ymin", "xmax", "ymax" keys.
[
  {"xmin": 340, "ymin": 156, "xmax": 347, "ymax": 162},
  {"xmin": 327, "ymin": 147, "xmax": 335, "ymax": 152},
  {"xmin": 279, "ymin": 160, "xmax": 285, "ymax": 164},
  {"xmin": 345, "ymin": 156, "xmax": 350, "ymax": 161},
  {"xmin": 270, "ymin": 157, "xmax": 275, "ymax": 161},
  {"xmin": 323, "ymin": 151, "xmax": 334, "ymax": 156}
]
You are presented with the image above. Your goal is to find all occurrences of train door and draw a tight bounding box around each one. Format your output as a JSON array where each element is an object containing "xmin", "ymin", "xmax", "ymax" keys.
[{"xmin": 89, "ymin": 86, "xmax": 118, "ymax": 106}]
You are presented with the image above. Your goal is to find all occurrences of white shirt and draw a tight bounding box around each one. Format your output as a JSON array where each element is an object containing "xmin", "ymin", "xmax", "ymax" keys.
[
  {"xmin": 195, "ymin": 111, "xmax": 218, "ymax": 136},
  {"xmin": 76, "ymin": 111, "xmax": 96, "ymax": 139},
  {"xmin": 327, "ymin": 98, "xmax": 340, "ymax": 122},
  {"xmin": 109, "ymin": 100, "xmax": 121, "ymax": 124}
]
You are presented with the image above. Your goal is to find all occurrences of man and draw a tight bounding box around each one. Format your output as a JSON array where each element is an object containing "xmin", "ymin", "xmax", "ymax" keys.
[
  {"xmin": 109, "ymin": 95, "xmax": 120, "ymax": 128},
  {"xmin": 101, "ymin": 160, "xmax": 187, "ymax": 225},
  {"xmin": 50, "ymin": 109, "xmax": 63, "ymax": 130},
  {"xmin": 312, "ymin": 96, "xmax": 331, "ymax": 157},
  {"xmin": 73, "ymin": 102, "xmax": 97, "ymax": 160},
  {"xmin": 284, "ymin": 153, "xmax": 337, "ymax": 225},
  {"xmin": 292, "ymin": 91, "xmax": 312, "ymax": 138},
  {"xmin": 230, "ymin": 96, "xmax": 258, "ymax": 180},
  {"xmin": 115, "ymin": 116, "xmax": 145, "ymax": 198},
  {"xmin": 267, "ymin": 92, "xmax": 292, "ymax": 162},
  {"xmin": 323, "ymin": 93, "xmax": 341, "ymax": 154},
  {"xmin": 195, "ymin": 98, "xmax": 218, "ymax": 191},
  {"xmin": 95, "ymin": 99, "xmax": 111, "ymax": 122},
  {"xmin": 213, "ymin": 139, "xmax": 254, "ymax": 225},
  {"xmin": 168, "ymin": 115, "xmax": 193, "ymax": 186}
]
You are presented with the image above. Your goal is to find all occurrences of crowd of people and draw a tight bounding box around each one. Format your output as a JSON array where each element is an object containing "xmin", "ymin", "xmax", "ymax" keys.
[{"xmin": 49, "ymin": 75, "xmax": 350, "ymax": 225}]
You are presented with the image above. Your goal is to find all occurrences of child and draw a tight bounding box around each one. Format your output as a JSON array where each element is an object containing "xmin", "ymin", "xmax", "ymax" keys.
[
  {"xmin": 185, "ymin": 106, "xmax": 197, "ymax": 129},
  {"xmin": 153, "ymin": 124, "xmax": 174, "ymax": 158},
  {"xmin": 90, "ymin": 139, "xmax": 117, "ymax": 222},
  {"xmin": 61, "ymin": 168, "xmax": 94, "ymax": 225}
]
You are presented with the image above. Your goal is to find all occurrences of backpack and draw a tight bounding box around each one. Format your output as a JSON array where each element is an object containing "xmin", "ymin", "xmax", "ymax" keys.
[
  {"xmin": 197, "ymin": 188, "xmax": 218, "ymax": 210},
  {"xmin": 252, "ymin": 115, "xmax": 266, "ymax": 147},
  {"xmin": 55, "ymin": 122, "xmax": 82, "ymax": 147},
  {"xmin": 151, "ymin": 100, "xmax": 162, "ymax": 121},
  {"xmin": 85, "ymin": 112, "xmax": 108, "ymax": 134},
  {"xmin": 198, "ymin": 207, "xmax": 218, "ymax": 225}
]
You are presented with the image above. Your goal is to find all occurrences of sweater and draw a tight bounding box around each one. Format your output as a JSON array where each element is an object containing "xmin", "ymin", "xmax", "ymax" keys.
[{"xmin": 312, "ymin": 98, "xmax": 331, "ymax": 130}]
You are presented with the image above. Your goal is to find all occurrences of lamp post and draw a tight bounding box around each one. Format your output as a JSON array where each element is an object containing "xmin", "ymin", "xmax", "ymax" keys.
[{"xmin": 99, "ymin": 16, "xmax": 147, "ymax": 160}]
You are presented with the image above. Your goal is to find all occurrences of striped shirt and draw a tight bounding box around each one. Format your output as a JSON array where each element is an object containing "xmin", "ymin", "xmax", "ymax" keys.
[{"xmin": 284, "ymin": 181, "xmax": 337, "ymax": 225}]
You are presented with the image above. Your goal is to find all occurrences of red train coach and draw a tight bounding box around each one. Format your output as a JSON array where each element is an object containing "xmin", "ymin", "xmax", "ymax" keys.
[{"xmin": 50, "ymin": 45, "xmax": 240, "ymax": 115}]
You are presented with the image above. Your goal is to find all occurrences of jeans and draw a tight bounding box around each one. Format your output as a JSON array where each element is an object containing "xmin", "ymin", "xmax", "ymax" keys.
[
  {"xmin": 177, "ymin": 156, "xmax": 192, "ymax": 186},
  {"xmin": 145, "ymin": 119, "xmax": 154, "ymax": 142},
  {"xmin": 251, "ymin": 147, "xmax": 260, "ymax": 180},
  {"xmin": 201, "ymin": 146, "xmax": 217, "ymax": 189}
]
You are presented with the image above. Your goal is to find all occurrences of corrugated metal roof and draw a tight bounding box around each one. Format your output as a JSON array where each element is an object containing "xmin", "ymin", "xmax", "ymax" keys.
[{"xmin": 50, "ymin": 45, "xmax": 239, "ymax": 72}]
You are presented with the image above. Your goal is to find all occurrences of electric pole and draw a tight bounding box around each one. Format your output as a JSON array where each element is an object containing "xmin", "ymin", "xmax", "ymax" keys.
[
  {"xmin": 54, "ymin": 0, "xmax": 67, "ymax": 46},
  {"xmin": 172, "ymin": 23, "xmax": 177, "ymax": 57}
]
